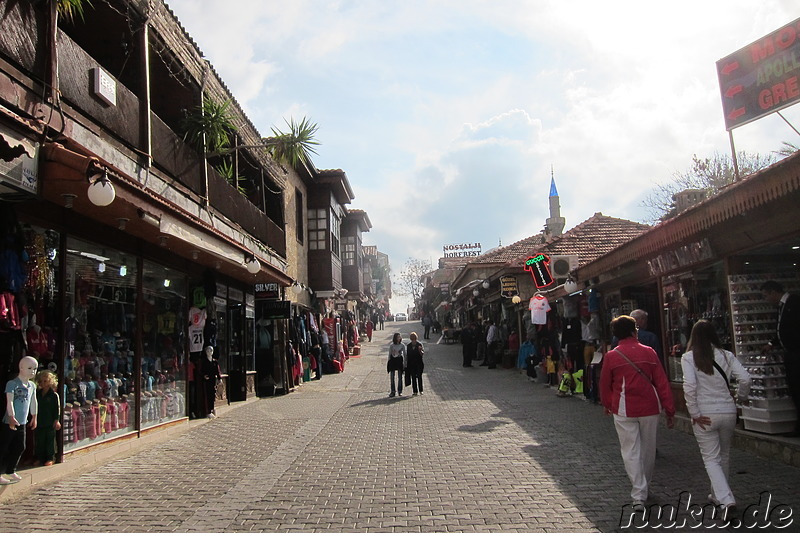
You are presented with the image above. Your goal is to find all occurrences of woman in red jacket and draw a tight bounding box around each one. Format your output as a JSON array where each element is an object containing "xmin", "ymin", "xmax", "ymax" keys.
[{"xmin": 600, "ymin": 315, "xmax": 675, "ymax": 511}]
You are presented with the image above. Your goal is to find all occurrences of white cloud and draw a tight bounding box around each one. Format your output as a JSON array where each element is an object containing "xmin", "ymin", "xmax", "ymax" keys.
[{"xmin": 167, "ymin": 0, "xmax": 800, "ymax": 312}]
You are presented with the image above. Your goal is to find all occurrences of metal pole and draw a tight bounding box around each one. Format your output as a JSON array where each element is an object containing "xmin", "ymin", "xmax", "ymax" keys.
[
  {"xmin": 777, "ymin": 111, "xmax": 800, "ymax": 138},
  {"xmin": 728, "ymin": 130, "xmax": 740, "ymax": 181}
]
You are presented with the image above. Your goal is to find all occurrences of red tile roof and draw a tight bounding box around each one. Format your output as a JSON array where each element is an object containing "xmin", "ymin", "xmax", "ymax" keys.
[{"xmin": 472, "ymin": 213, "xmax": 650, "ymax": 269}]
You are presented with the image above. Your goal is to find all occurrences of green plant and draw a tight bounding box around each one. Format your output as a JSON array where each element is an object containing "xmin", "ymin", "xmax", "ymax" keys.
[
  {"xmin": 57, "ymin": 0, "xmax": 93, "ymax": 23},
  {"xmin": 182, "ymin": 99, "xmax": 236, "ymax": 154},
  {"xmin": 265, "ymin": 116, "xmax": 320, "ymax": 168},
  {"xmin": 214, "ymin": 159, "xmax": 247, "ymax": 195}
]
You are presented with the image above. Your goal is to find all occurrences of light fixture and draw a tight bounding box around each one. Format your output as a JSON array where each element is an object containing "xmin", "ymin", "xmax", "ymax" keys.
[
  {"xmin": 291, "ymin": 282, "xmax": 303, "ymax": 295},
  {"xmin": 191, "ymin": 250, "xmax": 199, "ymax": 260},
  {"xmin": 482, "ymin": 280, "xmax": 490, "ymax": 289},
  {"xmin": 87, "ymin": 170, "xmax": 115, "ymax": 206},
  {"xmin": 473, "ymin": 288, "xmax": 480, "ymax": 297},
  {"xmin": 138, "ymin": 208, "xmax": 160, "ymax": 228},
  {"xmin": 215, "ymin": 261, "xmax": 221, "ymax": 269},
  {"xmin": 98, "ymin": 262, "xmax": 106, "ymax": 273},
  {"xmin": 119, "ymin": 264, "xmax": 127, "ymax": 277},
  {"xmin": 245, "ymin": 255, "xmax": 260, "ymax": 274},
  {"xmin": 511, "ymin": 295, "xmax": 521, "ymax": 304},
  {"xmin": 158, "ymin": 235, "xmax": 168, "ymax": 247},
  {"xmin": 61, "ymin": 193, "xmax": 77, "ymax": 208},
  {"xmin": 564, "ymin": 277, "xmax": 579, "ymax": 294},
  {"xmin": 117, "ymin": 217, "xmax": 129, "ymax": 231},
  {"xmin": 163, "ymin": 279, "xmax": 171, "ymax": 288}
]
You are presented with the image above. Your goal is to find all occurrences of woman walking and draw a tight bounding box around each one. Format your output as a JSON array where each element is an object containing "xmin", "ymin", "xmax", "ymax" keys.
[
  {"xmin": 406, "ymin": 332, "xmax": 425, "ymax": 395},
  {"xmin": 387, "ymin": 332, "xmax": 406, "ymax": 397},
  {"xmin": 681, "ymin": 319, "xmax": 751, "ymax": 514},
  {"xmin": 600, "ymin": 315, "xmax": 675, "ymax": 511}
]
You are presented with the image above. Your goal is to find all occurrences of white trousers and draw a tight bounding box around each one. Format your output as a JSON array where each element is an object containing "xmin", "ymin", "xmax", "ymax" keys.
[
  {"xmin": 692, "ymin": 413, "xmax": 737, "ymax": 506},
  {"xmin": 613, "ymin": 414, "xmax": 659, "ymax": 501}
]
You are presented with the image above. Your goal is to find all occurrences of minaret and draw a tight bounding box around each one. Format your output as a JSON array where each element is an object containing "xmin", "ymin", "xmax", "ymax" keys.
[{"xmin": 545, "ymin": 167, "xmax": 566, "ymax": 238}]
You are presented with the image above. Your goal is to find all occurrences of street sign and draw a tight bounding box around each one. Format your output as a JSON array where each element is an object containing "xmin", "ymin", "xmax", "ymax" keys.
[{"xmin": 717, "ymin": 17, "xmax": 800, "ymax": 130}]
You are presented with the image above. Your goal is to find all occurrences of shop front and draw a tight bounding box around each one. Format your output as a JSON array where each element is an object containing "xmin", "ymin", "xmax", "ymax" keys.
[{"xmin": 576, "ymin": 152, "xmax": 800, "ymax": 442}]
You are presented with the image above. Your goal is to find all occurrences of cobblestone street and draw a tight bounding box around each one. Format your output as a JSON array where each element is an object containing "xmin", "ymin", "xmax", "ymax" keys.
[{"xmin": 0, "ymin": 323, "xmax": 798, "ymax": 532}]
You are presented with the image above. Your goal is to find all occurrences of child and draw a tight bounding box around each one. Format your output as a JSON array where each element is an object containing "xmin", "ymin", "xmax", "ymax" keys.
[
  {"xmin": 35, "ymin": 370, "xmax": 61, "ymax": 466},
  {"xmin": 0, "ymin": 356, "xmax": 38, "ymax": 484}
]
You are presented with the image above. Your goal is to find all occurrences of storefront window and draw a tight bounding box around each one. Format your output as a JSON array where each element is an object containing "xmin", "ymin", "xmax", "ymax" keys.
[
  {"xmin": 140, "ymin": 260, "xmax": 187, "ymax": 428},
  {"xmin": 662, "ymin": 263, "xmax": 731, "ymax": 382},
  {"xmin": 63, "ymin": 237, "xmax": 137, "ymax": 451}
]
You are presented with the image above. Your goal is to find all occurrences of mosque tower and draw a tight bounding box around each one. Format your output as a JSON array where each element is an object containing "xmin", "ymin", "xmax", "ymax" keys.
[{"xmin": 544, "ymin": 167, "xmax": 566, "ymax": 239}]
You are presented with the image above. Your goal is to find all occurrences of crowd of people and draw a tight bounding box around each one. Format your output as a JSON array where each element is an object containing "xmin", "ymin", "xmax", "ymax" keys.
[{"xmin": 394, "ymin": 288, "xmax": 800, "ymax": 518}]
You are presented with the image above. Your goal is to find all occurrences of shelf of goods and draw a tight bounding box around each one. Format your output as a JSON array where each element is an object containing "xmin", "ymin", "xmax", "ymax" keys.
[{"xmin": 729, "ymin": 274, "xmax": 799, "ymax": 434}]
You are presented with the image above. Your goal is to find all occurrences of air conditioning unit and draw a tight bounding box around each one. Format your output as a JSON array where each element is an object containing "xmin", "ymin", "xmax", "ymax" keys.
[
  {"xmin": 0, "ymin": 125, "xmax": 39, "ymax": 201},
  {"xmin": 550, "ymin": 255, "xmax": 579, "ymax": 277}
]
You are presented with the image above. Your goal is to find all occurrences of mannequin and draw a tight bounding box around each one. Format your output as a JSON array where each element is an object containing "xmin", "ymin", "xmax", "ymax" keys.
[
  {"xmin": 0, "ymin": 356, "xmax": 38, "ymax": 484},
  {"xmin": 201, "ymin": 346, "xmax": 221, "ymax": 419}
]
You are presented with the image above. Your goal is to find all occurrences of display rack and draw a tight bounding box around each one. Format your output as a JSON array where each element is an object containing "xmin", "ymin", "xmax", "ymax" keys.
[{"xmin": 729, "ymin": 274, "xmax": 798, "ymax": 433}]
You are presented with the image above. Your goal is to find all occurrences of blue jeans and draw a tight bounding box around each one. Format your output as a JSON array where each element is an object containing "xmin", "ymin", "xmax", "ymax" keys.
[{"xmin": 389, "ymin": 370, "xmax": 403, "ymax": 394}]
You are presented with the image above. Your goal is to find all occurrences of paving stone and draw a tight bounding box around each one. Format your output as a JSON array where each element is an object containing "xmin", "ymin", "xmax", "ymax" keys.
[{"xmin": 0, "ymin": 325, "xmax": 797, "ymax": 532}]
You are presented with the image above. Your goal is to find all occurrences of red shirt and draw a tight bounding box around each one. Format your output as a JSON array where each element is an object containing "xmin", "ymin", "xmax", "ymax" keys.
[{"xmin": 600, "ymin": 337, "xmax": 675, "ymax": 418}]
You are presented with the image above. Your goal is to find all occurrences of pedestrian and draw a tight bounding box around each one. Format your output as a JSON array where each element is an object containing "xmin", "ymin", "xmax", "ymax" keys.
[
  {"xmin": 681, "ymin": 319, "xmax": 751, "ymax": 514},
  {"xmin": 600, "ymin": 315, "xmax": 675, "ymax": 511},
  {"xmin": 34, "ymin": 370, "xmax": 61, "ymax": 466},
  {"xmin": 761, "ymin": 280, "xmax": 800, "ymax": 435},
  {"xmin": 485, "ymin": 319, "xmax": 500, "ymax": 369},
  {"xmin": 461, "ymin": 322, "xmax": 476, "ymax": 367},
  {"xmin": 387, "ymin": 332, "xmax": 406, "ymax": 397},
  {"xmin": 422, "ymin": 314, "xmax": 433, "ymax": 340},
  {"xmin": 310, "ymin": 344, "xmax": 323, "ymax": 380},
  {"xmin": 366, "ymin": 318, "xmax": 374, "ymax": 342},
  {"xmin": 630, "ymin": 309, "xmax": 663, "ymax": 364},
  {"xmin": 378, "ymin": 312, "xmax": 385, "ymax": 330},
  {"xmin": 406, "ymin": 332, "xmax": 425, "ymax": 395}
]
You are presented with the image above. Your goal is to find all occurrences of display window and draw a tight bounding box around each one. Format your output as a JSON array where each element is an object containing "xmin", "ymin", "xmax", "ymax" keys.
[
  {"xmin": 661, "ymin": 263, "xmax": 731, "ymax": 382},
  {"xmin": 63, "ymin": 237, "xmax": 138, "ymax": 450},
  {"xmin": 140, "ymin": 260, "xmax": 187, "ymax": 428}
]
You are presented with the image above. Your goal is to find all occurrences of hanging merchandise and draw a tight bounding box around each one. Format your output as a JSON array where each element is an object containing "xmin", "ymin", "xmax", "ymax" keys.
[
  {"xmin": 529, "ymin": 294, "xmax": 551, "ymax": 325},
  {"xmin": 0, "ymin": 207, "xmax": 27, "ymax": 293}
]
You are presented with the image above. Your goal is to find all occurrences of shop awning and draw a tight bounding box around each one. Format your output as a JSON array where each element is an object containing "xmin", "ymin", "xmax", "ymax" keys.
[{"xmin": 0, "ymin": 126, "xmax": 36, "ymax": 161}]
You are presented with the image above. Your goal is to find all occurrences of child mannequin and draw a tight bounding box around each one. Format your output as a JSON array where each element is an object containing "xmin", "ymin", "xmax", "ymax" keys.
[
  {"xmin": 34, "ymin": 370, "xmax": 61, "ymax": 466},
  {"xmin": 0, "ymin": 356, "xmax": 39, "ymax": 484}
]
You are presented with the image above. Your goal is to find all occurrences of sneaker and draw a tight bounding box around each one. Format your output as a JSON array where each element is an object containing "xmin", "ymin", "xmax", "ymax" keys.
[
  {"xmin": 707, "ymin": 494, "xmax": 720, "ymax": 506},
  {"xmin": 632, "ymin": 500, "xmax": 645, "ymax": 512},
  {"xmin": 7, "ymin": 473, "xmax": 22, "ymax": 482},
  {"xmin": 389, "ymin": 392, "xmax": 395, "ymax": 398},
  {"xmin": 398, "ymin": 391, "xmax": 403, "ymax": 397},
  {"xmin": 419, "ymin": 391, "xmax": 423, "ymax": 395},
  {"xmin": 207, "ymin": 413, "xmax": 216, "ymax": 419},
  {"xmin": 0, "ymin": 476, "xmax": 12, "ymax": 485},
  {"xmin": 412, "ymin": 392, "xmax": 417, "ymax": 396}
]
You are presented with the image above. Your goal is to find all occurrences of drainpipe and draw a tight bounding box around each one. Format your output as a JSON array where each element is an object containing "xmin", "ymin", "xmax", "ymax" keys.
[
  {"xmin": 140, "ymin": 16, "xmax": 153, "ymax": 179},
  {"xmin": 201, "ymin": 62, "xmax": 210, "ymax": 208}
]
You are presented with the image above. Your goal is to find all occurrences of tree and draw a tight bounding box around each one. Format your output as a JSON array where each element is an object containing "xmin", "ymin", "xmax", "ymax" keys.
[
  {"xmin": 642, "ymin": 151, "xmax": 778, "ymax": 222},
  {"xmin": 393, "ymin": 258, "xmax": 432, "ymax": 307}
]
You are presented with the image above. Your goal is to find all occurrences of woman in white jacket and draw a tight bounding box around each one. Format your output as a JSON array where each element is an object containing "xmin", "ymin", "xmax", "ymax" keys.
[{"xmin": 681, "ymin": 320, "xmax": 751, "ymax": 514}]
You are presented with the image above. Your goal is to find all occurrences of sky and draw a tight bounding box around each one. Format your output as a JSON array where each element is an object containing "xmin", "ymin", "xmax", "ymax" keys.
[{"xmin": 166, "ymin": 1, "xmax": 799, "ymax": 315}]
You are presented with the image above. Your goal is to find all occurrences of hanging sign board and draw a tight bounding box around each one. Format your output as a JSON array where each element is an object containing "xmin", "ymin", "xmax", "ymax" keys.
[
  {"xmin": 717, "ymin": 17, "xmax": 800, "ymax": 130},
  {"xmin": 254, "ymin": 282, "xmax": 280, "ymax": 300},
  {"xmin": 256, "ymin": 300, "xmax": 291, "ymax": 319},
  {"xmin": 524, "ymin": 254, "xmax": 554, "ymax": 288},
  {"xmin": 500, "ymin": 276, "xmax": 519, "ymax": 298}
]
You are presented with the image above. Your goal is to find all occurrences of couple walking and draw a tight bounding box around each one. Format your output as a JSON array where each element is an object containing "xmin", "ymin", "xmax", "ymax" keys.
[{"xmin": 387, "ymin": 332, "xmax": 425, "ymax": 397}]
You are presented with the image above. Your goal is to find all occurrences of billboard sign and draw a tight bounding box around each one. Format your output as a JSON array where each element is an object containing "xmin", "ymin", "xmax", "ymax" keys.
[{"xmin": 717, "ymin": 17, "xmax": 800, "ymax": 130}]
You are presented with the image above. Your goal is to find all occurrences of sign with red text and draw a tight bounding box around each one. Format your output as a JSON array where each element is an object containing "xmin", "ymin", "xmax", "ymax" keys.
[{"xmin": 717, "ymin": 17, "xmax": 800, "ymax": 130}]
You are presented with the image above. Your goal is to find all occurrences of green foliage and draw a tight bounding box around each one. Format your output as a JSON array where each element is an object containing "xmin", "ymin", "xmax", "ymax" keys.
[
  {"xmin": 214, "ymin": 159, "xmax": 247, "ymax": 195},
  {"xmin": 266, "ymin": 116, "xmax": 320, "ymax": 168},
  {"xmin": 182, "ymin": 99, "xmax": 236, "ymax": 154},
  {"xmin": 57, "ymin": 0, "xmax": 93, "ymax": 23}
]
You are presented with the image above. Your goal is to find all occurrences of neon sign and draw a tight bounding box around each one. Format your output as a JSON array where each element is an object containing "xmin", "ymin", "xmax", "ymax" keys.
[{"xmin": 524, "ymin": 254, "xmax": 554, "ymax": 288}]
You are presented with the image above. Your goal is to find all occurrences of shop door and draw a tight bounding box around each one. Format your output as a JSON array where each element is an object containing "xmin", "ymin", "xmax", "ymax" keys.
[{"xmin": 228, "ymin": 303, "xmax": 247, "ymax": 402}]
